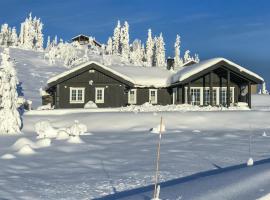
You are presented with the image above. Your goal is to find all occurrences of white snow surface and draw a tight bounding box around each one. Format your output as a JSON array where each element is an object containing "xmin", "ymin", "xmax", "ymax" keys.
[
  {"xmin": 0, "ymin": 104, "xmax": 269, "ymax": 199},
  {"xmin": 172, "ymin": 57, "xmax": 264, "ymax": 83}
]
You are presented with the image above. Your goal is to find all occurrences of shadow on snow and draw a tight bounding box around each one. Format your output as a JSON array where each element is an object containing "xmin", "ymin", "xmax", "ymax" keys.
[{"xmin": 93, "ymin": 157, "xmax": 270, "ymax": 200}]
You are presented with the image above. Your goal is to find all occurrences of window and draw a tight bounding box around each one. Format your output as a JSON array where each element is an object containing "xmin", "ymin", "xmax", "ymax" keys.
[
  {"xmin": 191, "ymin": 88, "xmax": 201, "ymax": 105},
  {"xmin": 220, "ymin": 88, "xmax": 234, "ymax": 105},
  {"xmin": 149, "ymin": 89, "xmax": 158, "ymax": 104},
  {"xmin": 95, "ymin": 87, "xmax": 104, "ymax": 103},
  {"xmin": 128, "ymin": 89, "xmax": 137, "ymax": 104},
  {"xmin": 204, "ymin": 88, "xmax": 217, "ymax": 105},
  {"xmin": 69, "ymin": 87, "xmax": 85, "ymax": 103}
]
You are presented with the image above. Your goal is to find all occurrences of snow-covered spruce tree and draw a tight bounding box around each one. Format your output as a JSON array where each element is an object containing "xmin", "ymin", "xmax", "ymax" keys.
[
  {"xmin": 146, "ymin": 29, "xmax": 154, "ymax": 67},
  {"xmin": 10, "ymin": 27, "xmax": 18, "ymax": 46},
  {"xmin": 262, "ymin": 82, "xmax": 269, "ymax": 94},
  {"xmin": 130, "ymin": 39, "xmax": 144, "ymax": 65},
  {"xmin": 183, "ymin": 50, "xmax": 192, "ymax": 63},
  {"xmin": 112, "ymin": 20, "xmax": 121, "ymax": 55},
  {"xmin": 174, "ymin": 34, "xmax": 183, "ymax": 67},
  {"xmin": 155, "ymin": 33, "xmax": 166, "ymax": 67},
  {"xmin": 0, "ymin": 24, "xmax": 10, "ymax": 46},
  {"xmin": 19, "ymin": 13, "xmax": 44, "ymax": 50},
  {"xmin": 0, "ymin": 48, "xmax": 21, "ymax": 134},
  {"xmin": 106, "ymin": 37, "xmax": 113, "ymax": 55},
  {"xmin": 46, "ymin": 36, "xmax": 51, "ymax": 49},
  {"xmin": 120, "ymin": 21, "xmax": 130, "ymax": 60},
  {"xmin": 194, "ymin": 53, "xmax": 200, "ymax": 63},
  {"xmin": 53, "ymin": 35, "xmax": 58, "ymax": 47}
]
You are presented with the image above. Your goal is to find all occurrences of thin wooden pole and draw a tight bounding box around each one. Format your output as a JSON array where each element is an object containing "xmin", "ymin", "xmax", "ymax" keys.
[{"xmin": 153, "ymin": 116, "xmax": 163, "ymax": 199}]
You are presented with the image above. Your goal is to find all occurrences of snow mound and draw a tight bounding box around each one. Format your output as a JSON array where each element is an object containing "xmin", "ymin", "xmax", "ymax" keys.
[
  {"xmin": 1, "ymin": 153, "xmax": 16, "ymax": 159},
  {"xmin": 36, "ymin": 138, "xmax": 51, "ymax": 148},
  {"xmin": 151, "ymin": 124, "xmax": 166, "ymax": 134},
  {"xmin": 262, "ymin": 132, "xmax": 267, "ymax": 137},
  {"xmin": 35, "ymin": 120, "xmax": 58, "ymax": 138},
  {"xmin": 84, "ymin": 101, "xmax": 98, "ymax": 109},
  {"xmin": 17, "ymin": 144, "xmax": 36, "ymax": 155},
  {"xmin": 12, "ymin": 137, "xmax": 36, "ymax": 150},
  {"xmin": 193, "ymin": 130, "xmax": 201, "ymax": 133},
  {"xmin": 67, "ymin": 135, "xmax": 84, "ymax": 144},
  {"xmin": 247, "ymin": 157, "xmax": 254, "ymax": 166},
  {"xmin": 70, "ymin": 121, "xmax": 87, "ymax": 136},
  {"xmin": 120, "ymin": 103, "xmax": 250, "ymax": 112},
  {"xmin": 56, "ymin": 129, "xmax": 70, "ymax": 140},
  {"xmin": 37, "ymin": 103, "xmax": 53, "ymax": 111}
]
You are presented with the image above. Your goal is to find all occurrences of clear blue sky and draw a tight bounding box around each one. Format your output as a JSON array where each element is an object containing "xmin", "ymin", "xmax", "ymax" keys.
[{"xmin": 0, "ymin": 0, "xmax": 269, "ymax": 86}]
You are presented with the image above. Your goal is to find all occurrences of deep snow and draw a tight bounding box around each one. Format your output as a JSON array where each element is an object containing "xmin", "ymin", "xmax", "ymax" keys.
[{"xmin": 0, "ymin": 109, "xmax": 270, "ymax": 199}]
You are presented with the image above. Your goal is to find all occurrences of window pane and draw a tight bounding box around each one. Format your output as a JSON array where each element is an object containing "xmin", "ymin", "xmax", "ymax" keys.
[
  {"xmin": 72, "ymin": 90, "xmax": 77, "ymax": 101},
  {"xmin": 77, "ymin": 90, "xmax": 82, "ymax": 101}
]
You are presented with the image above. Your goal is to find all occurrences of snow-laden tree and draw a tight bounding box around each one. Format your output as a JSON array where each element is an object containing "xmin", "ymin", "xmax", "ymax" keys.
[
  {"xmin": 10, "ymin": 27, "xmax": 18, "ymax": 46},
  {"xmin": 262, "ymin": 82, "xmax": 269, "ymax": 94},
  {"xmin": 154, "ymin": 33, "xmax": 166, "ymax": 67},
  {"xmin": 0, "ymin": 48, "xmax": 21, "ymax": 134},
  {"xmin": 106, "ymin": 37, "xmax": 113, "ymax": 55},
  {"xmin": 183, "ymin": 50, "xmax": 192, "ymax": 63},
  {"xmin": 45, "ymin": 42, "xmax": 79, "ymax": 67},
  {"xmin": 19, "ymin": 13, "xmax": 44, "ymax": 50},
  {"xmin": 46, "ymin": 36, "xmax": 51, "ymax": 49},
  {"xmin": 120, "ymin": 21, "xmax": 130, "ymax": 60},
  {"xmin": 112, "ymin": 20, "xmax": 121, "ymax": 55},
  {"xmin": 130, "ymin": 39, "xmax": 144, "ymax": 65},
  {"xmin": 145, "ymin": 29, "xmax": 154, "ymax": 67},
  {"xmin": 174, "ymin": 34, "xmax": 183, "ymax": 67},
  {"xmin": 53, "ymin": 35, "xmax": 58, "ymax": 47},
  {"xmin": 194, "ymin": 53, "xmax": 200, "ymax": 63},
  {"xmin": 0, "ymin": 24, "xmax": 10, "ymax": 46}
]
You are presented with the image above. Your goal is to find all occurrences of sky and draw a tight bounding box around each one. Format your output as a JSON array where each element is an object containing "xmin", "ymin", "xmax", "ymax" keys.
[{"xmin": 0, "ymin": 0, "xmax": 269, "ymax": 87}]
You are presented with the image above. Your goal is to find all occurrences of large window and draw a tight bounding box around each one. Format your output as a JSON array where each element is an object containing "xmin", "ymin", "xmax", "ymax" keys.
[
  {"xmin": 128, "ymin": 89, "xmax": 137, "ymax": 104},
  {"xmin": 220, "ymin": 88, "xmax": 234, "ymax": 106},
  {"xmin": 204, "ymin": 88, "xmax": 217, "ymax": 105},
  {"xmin": 149, "ymin": 89, "xmax": 158, "ymax": 104},
  {"xmin": 191, "ymin": 88, "xmax": 201, "ymax": 105},
  {"xmin": 95, "ymin": 87, "xmax": 105, "ymax": 104},
  {"xmin": 70, "ymin": 87, "xmax": 85, "ymax": 104}
]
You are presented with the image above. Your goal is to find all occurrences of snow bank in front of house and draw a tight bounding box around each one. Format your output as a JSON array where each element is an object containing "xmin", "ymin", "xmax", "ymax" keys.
[
  {"xmin": 67, "ymin": 135, "xmax": 84, "ymax": 144},
  {"xmin": 1, "ymin": 154, "xmax": 16, "ymax": 159},
  {"xmin": 120, "ymin": 102, "xmax": 250, "ymax": 112},
  {"xmin": 17, "ymin": 144, "xmax": 36, "ymax": 155},
  {"xmin": 84, "ymin": 101, "xmax": 98, "ymax": 109}
]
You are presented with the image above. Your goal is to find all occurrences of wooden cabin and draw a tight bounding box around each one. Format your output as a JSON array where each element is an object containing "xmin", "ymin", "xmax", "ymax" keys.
[{"xmin": 44, "ymin": 58, "xmax": 264, "ymax": 109}]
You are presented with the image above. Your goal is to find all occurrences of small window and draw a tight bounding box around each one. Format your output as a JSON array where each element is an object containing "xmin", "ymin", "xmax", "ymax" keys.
[
  {"xmin": 149, "ymin": 89, "xmax": 158, "ymax": 104},
  {"xmin": 128, "ymin": 89, "xmax": 137, "ymax": 104},
  {"xmin": 95, "ymin": 87, "xmax": 104, "ymax": 103},
  {"xmin": 70, "ymin": 87, "xmax": 85, "ymax": 104}
]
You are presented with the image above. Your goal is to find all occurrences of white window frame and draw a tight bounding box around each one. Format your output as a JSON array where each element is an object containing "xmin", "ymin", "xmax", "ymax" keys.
[
  {"xmin": 95, "ymin": 87, "xmax": 105, "ymax": 104},
  {"xmin": 185, "ymin": 86, "xmax": 235, "ymax": 106},
  {"xmin": 149, "ymin": 89, "xmax": 158, "ymax": 104},
  {"xmin": 128, "ymin": 89, "xmax": 137, "ymax": 104},
  {"xmin": 69, "ymin": 87, "xmax": 85, "ymax": 104}
]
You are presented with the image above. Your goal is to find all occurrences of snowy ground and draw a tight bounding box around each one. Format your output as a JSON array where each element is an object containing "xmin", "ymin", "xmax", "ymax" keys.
[
  {"xmin": 1, "ymin": 109, "xmax": 270, "ymax": 199},
  {"xmin": 1, "ymin": 47, "xmax": 270, "ymax": 199}
]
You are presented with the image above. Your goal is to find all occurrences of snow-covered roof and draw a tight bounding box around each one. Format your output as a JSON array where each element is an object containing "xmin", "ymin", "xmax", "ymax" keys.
[
  {"xmin": 47, "ymin": 61, "xmax": 174, "ymax": 88},
  {"xmin": 71, "ymin": 34, "xmax": 90, "ymax": 40},
  {"xmin": 47, "ymin": 58, "xmax": 264, "ymax": 88},
  {"xmin": 172, "ymin": 57, "xmax": 264, "ymax": 83}
]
